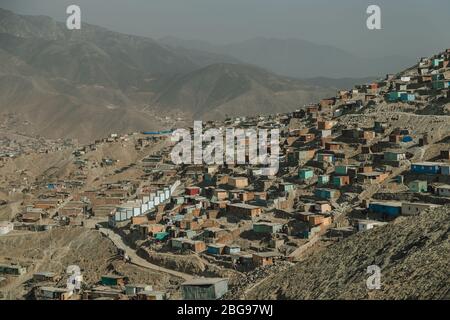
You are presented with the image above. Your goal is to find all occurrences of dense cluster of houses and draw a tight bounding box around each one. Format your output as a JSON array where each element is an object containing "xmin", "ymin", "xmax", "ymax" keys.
[{"xmin": 1, "ymin": 50, "xmax": 450, "ymax": 300}]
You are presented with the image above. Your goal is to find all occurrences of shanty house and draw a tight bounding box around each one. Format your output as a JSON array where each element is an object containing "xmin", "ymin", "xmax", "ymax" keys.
[
  {"xmin": 411, "ymin": 162, "xmax": 441, "ymax": 175},
  {"xmin": 181, "ymin": 278, "xmax": 229, "ymax": 300},
  {"xmin": 252, "ymin": 222, "xmax": 283, "ymax": 234},
  {"xmin": 408, "ymin": 180, "xmax": 428, "ymax": 193},
  {"xmin": 369, "ymin": 201, "xmax": 402, "ymax": 218}
]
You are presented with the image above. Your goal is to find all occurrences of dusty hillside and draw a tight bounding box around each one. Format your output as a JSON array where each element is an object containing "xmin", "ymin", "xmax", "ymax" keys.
[
  {"xmin": 0, "ymin": 227, "xmax": 178, "ymax": 299},
  {"xmin": 245, "ymin": 206, "xmax": 450, "ymax": 300}
]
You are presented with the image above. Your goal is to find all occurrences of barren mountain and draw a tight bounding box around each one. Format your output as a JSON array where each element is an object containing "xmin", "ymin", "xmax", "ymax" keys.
[
  {"xmin": 0, "ymin": 8, "xmax": 337, "ymax": 142},
  {"xmin": 152, "ymin": 63, "xmax": 334, "ymax": 119}
]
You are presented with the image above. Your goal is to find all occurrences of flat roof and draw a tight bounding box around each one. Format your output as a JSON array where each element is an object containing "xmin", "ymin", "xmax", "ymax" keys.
[
  {"xmin": 228, "ymin": 203, "xmax": 261, "ymax": 209},
  {"xmin": 207, "ymin": 243, "xmax": 226, "ymax": 248},
  {"xmin": 182, "ymin": 278, "xmax": 228, "ymax": 286},
  {"xmin": 252, "ymin": 251, "xmax": 282, "ymax": 258},
  {"xmin": 39, "ymin": 286, "xmax": 70, "ymax": 293},
  {"xmin": 412, "ymin": 162, "xmax": 443, "ymax": 166},
  {"xmin": 369, "ymin": 201, "xmax": 402, "ymax": 207},
  {"xmin": 34, "ymin": 272, "xmax": 57, "ymax": 277},
  {"xmin": 204, "ymin": 227, "xmax": 224, "ymax": 232},
  {"xmin": 253, "ymin": 222, "xmax": 283, "ymax": 226},
  {"xmin": 357, "ymin": 219, "xmax": 388, "ymax": 225},
  {"xmin": 358, "ymin": 172, "xmax": 384, "ymax": 177},
  {"xmin": 138, "ymin": 290, "xmax": 166, "ymax": 295},
  {"xmin": 402, "ymin": 202, "xmax": 441, "ymax": 207},
  {"xmin": 0, "ymin": 264, "xmax": 24, "ymax": 269},
  {"xmin": 101, "ymin": 274, "xmax": 126, "ymax": 279}
]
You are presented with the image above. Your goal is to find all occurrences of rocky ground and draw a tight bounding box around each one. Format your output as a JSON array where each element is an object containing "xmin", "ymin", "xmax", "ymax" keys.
[{"xmin": 222, "ymin": 261, "xmax": 294, "ymax": 300}]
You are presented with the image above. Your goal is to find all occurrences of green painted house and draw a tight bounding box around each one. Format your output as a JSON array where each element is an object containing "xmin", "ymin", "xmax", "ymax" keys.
[
  {"xmin": 335, "ymin": 165, "xmax": 356, "ymax": 176},
  {"xmin": 318, "ymin": 175, "xmax": 330, "ymax": 186},
  {"xmin": 253, "ymin": 222, "xmax": 283, "ymax": 234},
  {"xmin": 279, "ymin": 182, "xmax": 295, "ymax": 193},
  {"xmin": 433, "ymin": 80, "xmax": 449, "ymax": 90},
  {"xmin": 408, "ymin": 180, "xmax": 428, "ymax": 193},
  {"xmin": 101, "ymin": 275, "xmax": 127, "ymax": 286}
]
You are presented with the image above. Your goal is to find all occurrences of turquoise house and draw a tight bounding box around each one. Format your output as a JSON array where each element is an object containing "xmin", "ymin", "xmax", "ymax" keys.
[
  {"xmin": 432, "ymin": 74, "xmax": 443, "ymax": 81},
  {"xmin": 335, "ymin": 165, "xmax": 354, "ymax": 176},
  {"xmin": 154, "ymin": 232, "xmax": 170, "ymax": 241},
  {"xmin": 332, "ymin": 176, "xmax": 349, "ymax": 188},
  {"xmin": 386, "ymin": 91, "xmax": 404, "ymax": 102},
  {"xmin": 101, "ymin": 275, "xmax": 126, "ymax": 286},
  {"xmin": 432, "ymin": 58, "xmax": 443, "ymax": 67},
  {"xmin": 299, "ymin": 168, "xmax": 314, "ymax": 180}
]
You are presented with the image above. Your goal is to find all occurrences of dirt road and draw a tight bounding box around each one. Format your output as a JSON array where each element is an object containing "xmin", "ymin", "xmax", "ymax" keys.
[{"xmin": 98, "ymin": 228, "xmax": 193, "ymax": 281}]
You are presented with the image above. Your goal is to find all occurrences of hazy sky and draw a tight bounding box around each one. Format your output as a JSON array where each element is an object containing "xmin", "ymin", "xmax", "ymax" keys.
[{"xmin": 1, "ymin": 0, "xmax": 449, "ymax": 58}]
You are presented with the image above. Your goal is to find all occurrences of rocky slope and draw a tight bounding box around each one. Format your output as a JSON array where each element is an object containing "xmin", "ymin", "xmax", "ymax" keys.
[{"xmin": 245, "ymin": 205, "xmax": 450, "ymax": 300}]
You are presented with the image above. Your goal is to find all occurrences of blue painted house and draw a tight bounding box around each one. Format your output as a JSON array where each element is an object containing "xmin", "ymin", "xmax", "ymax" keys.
[
  {"xmin": 369, "ymin": 201, "xmax": 402, "ymax": 218},
  {"xmin": 386, "ymin": 91, "xmax": 404, "ymax": 102},
  {"xmin": 207, "ymin": 244, "xmax": 225, "ymax": 255},
  {"xmin": 411, "ymin": 162, "xmax": 441, "ymax": 175}
]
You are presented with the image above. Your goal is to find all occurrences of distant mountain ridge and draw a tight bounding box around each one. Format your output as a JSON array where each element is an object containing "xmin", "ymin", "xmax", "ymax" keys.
[
  {"xmin": 159, "ymin": 36, "xmax": 416, "ymax": 79},
  {"xmin": 0, "ymin": 8, "xmax": 337, "ymax": 142}
]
